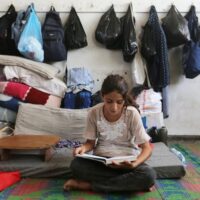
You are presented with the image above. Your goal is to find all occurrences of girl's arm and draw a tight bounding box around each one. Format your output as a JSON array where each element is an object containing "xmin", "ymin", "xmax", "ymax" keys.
[
  {"xmin": 110, "ymin": 141, "xmax": 152, "ymax": 169},
  {"xmin": 73, "ymin": 139, "xmax": 96, "ymax": 156},
  {"xmin": 132, "ymin": 141, "xmax": 152, "ymax": 167}
]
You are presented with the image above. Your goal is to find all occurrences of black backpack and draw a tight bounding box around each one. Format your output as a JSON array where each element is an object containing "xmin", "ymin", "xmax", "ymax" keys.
[
  {"xmin": 0, "ymin": 4, "xmax": 19, "ymax": 55},
  {"xmin": 42, "ymin": 6, "xmax": 67, "ymax": 62}
]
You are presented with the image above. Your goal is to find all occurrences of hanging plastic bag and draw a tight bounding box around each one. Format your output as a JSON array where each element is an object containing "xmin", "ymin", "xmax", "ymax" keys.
[
  {"xmin": 95, "ymin": 5, "xmax": 122, "ymax": 49},
  {"xmin": 162, "ymin": 5, "xmax": 190, "ymax": 48},
  {"xmin": 0, "ymin": 4, "xmax": 19, "ymax": 55},
  {"xmin": 121, "ymin": 4, "xmax": 138, "ymax": 62},
  {"xmin": 131, "ymin": 49, "xmax": 151, "ymax": 87},
  {"xmin": 64, "ymin": 7, "xmax": 87, "ymax": 49},
  {"xmin": 18, "ymin": 4, "xmax": 44, "ymax": 62}
]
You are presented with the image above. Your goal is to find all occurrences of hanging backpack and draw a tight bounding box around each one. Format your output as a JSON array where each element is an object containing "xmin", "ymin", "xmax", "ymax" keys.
[
  {"xmin": 0, "ymin": 4, "xmax": 18, "ymax": 55},
  {"xmin": 11, "ymin": 5, "xmax": 32, "ymax": 47},
  {"xmin": 42, "ymin": 6, "xmax": 67, "ymax": 62}
]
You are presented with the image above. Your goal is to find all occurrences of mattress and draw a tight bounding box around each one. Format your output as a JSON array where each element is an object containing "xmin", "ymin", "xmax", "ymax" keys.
[
  {"xmin": 0, "ymin": 142, "xmax": 186, "ymax": 179},
  {"xmin": 146, "ymin": 142, "xmax": 186, "ymax": 178}
]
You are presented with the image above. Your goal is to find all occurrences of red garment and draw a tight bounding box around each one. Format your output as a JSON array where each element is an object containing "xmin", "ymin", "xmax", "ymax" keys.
[{"xmin": 0, "ymin": 171, "xmax": 21, "ymax": 191}]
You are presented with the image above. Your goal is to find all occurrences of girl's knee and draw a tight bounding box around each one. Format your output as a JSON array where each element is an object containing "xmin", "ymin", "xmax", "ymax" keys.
[
  {"xmin": 145, "ymin": 167, "xmax": 157, "ymax": 187},
  {"xmin": 70, "ymin": 158, "xmax": 82, "ymax": 175}
]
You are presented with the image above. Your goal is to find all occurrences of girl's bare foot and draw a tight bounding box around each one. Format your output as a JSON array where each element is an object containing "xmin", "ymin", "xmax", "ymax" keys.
[
  {"xmin": 63, "ymin": 179, "xmax": 92, "ymax": 191},
  {"xmin": 148, "ymin": 186, "xmax": 154, "ymax": 192}
]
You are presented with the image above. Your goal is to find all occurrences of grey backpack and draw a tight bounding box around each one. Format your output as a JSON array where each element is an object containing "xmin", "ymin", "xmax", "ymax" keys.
[{"xmin": 11, "ymin": 5, "xmax": 32, "ymax": 45}]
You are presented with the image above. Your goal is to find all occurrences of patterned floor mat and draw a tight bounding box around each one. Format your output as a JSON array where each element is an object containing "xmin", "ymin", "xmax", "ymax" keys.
[{"xmin": 0, "ymin": 143, "xmax": 200, "ymax": 200}]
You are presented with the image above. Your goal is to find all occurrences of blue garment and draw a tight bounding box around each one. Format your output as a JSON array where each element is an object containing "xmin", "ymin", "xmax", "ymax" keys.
[
  {"xmin": 63, "ymin": 90, "xmax": 92, "ymax": 109},
  {"xmin": 55, "ymin": 139, "xmax": 82, "ymax": 148},
  {"xmin": 75, "ymin": 90, "xmax": 91, "ymax": 109},
  {"xmin": 185, "ymin": 5, "xmax": 199, "ymax": 43},
  {"xmin": 162, "ymin": 86, "xmax": 169, "ymax": 118},
  {"xmin": 66, "ymin": 67, "xmax": 94, "ymax": 93},
  {"xmin": 0, "ymin": 94, "xmax": 23, "ymax": 112},
  {"xmin": 63, "ymin": 92, "xmax": 76, "ymax": 109}
]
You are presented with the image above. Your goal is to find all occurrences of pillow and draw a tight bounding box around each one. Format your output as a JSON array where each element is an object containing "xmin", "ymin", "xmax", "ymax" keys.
[
  {"xmin": 0, "ymin": 55, "xmax": 58, "ymax": 79},
  {"xmin": 14, "ymin": 103, "xmax": 90, "ymax": 142}
]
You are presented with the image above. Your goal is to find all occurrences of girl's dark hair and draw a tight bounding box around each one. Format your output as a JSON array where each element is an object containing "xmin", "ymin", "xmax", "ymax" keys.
[{"xmin": 101, "ymin": 74, "xmax": 139, "ymax": 111}]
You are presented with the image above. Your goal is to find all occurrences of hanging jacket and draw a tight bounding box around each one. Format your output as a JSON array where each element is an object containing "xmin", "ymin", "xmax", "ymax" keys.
[{"xmin": 141, "ymin": 6, "xmax": 169, "ymax": 92}]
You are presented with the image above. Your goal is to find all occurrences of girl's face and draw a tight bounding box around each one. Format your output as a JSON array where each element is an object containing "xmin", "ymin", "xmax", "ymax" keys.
[{"xmin": 102, "ymin": 91, "xmax": 125, "ymax": 121}]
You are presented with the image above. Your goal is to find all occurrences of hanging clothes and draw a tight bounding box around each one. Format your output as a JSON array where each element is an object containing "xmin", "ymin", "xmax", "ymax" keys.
[
  {"xmin": 185, "ymin": 5, "xmax": 199, "ymax": 42},
  {"xmin": 141, "ymin": 5, "xmax": 170, "ymax": 92},
  {"xmin": 66, "ymin": 67, "xmax": 94, "ymax": 94},
  {"xmin": 141, "ymin": 6, "xmax": 170, "ymax": 118}
]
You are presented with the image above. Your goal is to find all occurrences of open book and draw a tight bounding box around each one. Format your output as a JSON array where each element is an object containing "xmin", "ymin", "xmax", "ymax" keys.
[{"xmin": 76, "ymin": 153, "xmax": 137, "ymax": 165}]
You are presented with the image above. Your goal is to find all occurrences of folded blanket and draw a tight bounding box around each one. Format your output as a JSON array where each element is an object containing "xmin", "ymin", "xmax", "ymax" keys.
[
  {"xmin": 0, "ymin": 81, "xmax": 61, "ymax": 107},
  {"xmin": 3, "ymin": 66, "xmax": 66, "ymax": 98},
  {"xmin": 0, "ymin": 55, "xmax": 58, "ymax": 79}
]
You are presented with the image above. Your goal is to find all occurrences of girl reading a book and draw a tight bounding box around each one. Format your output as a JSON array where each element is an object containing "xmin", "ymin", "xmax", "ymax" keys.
[{"xmin": 64, "ymin": 74, "xmax": 156, "ymax": 192}]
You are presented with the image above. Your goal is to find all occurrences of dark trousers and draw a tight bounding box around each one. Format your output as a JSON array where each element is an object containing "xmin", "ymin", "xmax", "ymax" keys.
[{"xmin": 70, "ymin": 157, "xmax": 156, "ymax": 193}]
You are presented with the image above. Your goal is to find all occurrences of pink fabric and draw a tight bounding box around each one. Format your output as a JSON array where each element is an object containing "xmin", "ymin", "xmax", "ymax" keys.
[{"xmin": 0, "ymin": 81, "xmax": 61, "ymax": 107}]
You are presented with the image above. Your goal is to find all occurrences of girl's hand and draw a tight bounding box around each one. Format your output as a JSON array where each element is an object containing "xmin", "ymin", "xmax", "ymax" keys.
[
  {"xmin": 108, "ymin": 160, "xmax": 139, "ymax": 169},
  {"xmin": 73, "ymin": 146, "xmax": 86, "ymax": 156},
  {"xmin": 73, "ymin": 139, "xmax": 95, "ymax": 157}
]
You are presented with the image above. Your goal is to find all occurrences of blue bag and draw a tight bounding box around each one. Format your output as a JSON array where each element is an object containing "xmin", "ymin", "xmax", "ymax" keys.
[
  {"xmin": 18, "ymin": 4, "xmax": 44, "ymax": 62},
  {"xmin": 182, "ymin": 41, "xmax": 200, "ymax": 78}
]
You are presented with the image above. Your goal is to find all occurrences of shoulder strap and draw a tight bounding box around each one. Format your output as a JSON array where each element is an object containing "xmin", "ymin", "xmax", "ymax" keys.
[{"xmin": 43, "ymin": 7, "xmax": 62, "ymax": 28}]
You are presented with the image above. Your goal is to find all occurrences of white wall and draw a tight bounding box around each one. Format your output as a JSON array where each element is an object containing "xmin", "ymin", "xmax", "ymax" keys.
[{"xmin": 0, "ymin": 0, "xmax": 200, "ymax": 136}]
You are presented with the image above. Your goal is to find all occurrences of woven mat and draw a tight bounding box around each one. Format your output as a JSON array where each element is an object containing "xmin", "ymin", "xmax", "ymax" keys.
[{"xmin": 0, "ymin": 143, "xmax": 200, "ymax": 200}]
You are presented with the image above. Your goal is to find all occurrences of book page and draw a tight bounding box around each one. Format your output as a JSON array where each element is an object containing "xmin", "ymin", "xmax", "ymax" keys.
[
  {"xmin": 76, "ymin": 154, "xmax": 137, "ymax": 165},
  {"xmin": 107, "ymin": 155, "xmax": 137, "ymax": 164}
]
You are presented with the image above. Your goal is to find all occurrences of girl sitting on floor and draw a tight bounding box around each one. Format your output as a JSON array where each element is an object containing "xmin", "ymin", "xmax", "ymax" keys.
[{"xmin": 64, "ymin": 74, "xmax": 156, "ymax": 192}]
